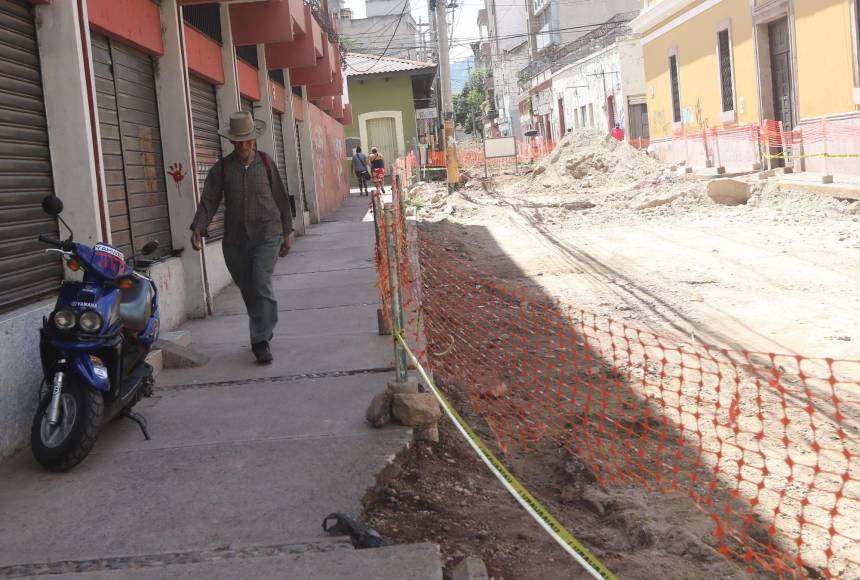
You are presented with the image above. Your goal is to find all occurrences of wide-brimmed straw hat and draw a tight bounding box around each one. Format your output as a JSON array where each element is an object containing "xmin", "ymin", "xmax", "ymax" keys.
[{"xmin": 218, "ymin": 111, "xmax": 266, "ymax": 142}]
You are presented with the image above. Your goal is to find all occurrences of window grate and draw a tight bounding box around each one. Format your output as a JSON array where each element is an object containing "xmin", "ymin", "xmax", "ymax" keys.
[
  {"xmin": 236, "ymin": 45, "xmax": 259, "ymax": 68},
  {"xmin": 669, "ymin": 54, "xmax": 681, "ymax": 124},
  {"xmin": 270, "ymin": 69, "xmax": 285, "ymax": 86},
  {"xmin": 718, "ymin": 30, "xmax": 734, "ymax": 112},
  {"xmin": 182, "ymin": 4, "xmax": 222, "ymax": 43}
]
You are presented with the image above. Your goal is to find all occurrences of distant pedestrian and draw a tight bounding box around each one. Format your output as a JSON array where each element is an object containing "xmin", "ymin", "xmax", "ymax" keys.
[
  {"xmin": 611, "ymin": 124, "xmax": 625, "ymax": 142},
  {"xmin": 190, "ymin": 111, "xmax": 292, "ymax": 365},
  {"xmin": 368, "ymin": 147, "xmax": 386, "ymax": 194},
  {"xmin": 352, "ymin": 146, "xmax": 370, "ymax": 196}
]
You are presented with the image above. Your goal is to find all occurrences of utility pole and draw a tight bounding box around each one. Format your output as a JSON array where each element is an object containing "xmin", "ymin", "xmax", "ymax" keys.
[{"xmin": 434, "ymin": 0, "xmax": 459, "ymax": 190}]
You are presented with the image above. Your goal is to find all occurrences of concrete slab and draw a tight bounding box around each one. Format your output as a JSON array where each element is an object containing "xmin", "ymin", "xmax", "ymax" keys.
[
  {"xmin": 276, "ymin": 248, "xmax": 375, "ymax": 276},
  {"xmin": 272, "ymin": 266, "xmax": 378, "ymax": 292},
  {"xmin": 180, "ymin": 304, "xmax": 381, "ymax": 343},
  {"xmin": 776, "ymin": 176, "xmax": 860, "ymax": 200},
  {"xmin": 29, "ymin": 543, "xmax": 443, "ymax": 580},
  {"xmin": 0, "ymin": 429, "xmax": 408, "ymax": 567},
  {"xmin": 155, "ymin": 332, "xmax": 393, "ymax": 387},
  {"xmin": 214, "ymin": 284, "xmax": 379, "ymax": 316},
  {"xmin": 99, "ymin": 373, "xmax": 398, "ymax": 453}
]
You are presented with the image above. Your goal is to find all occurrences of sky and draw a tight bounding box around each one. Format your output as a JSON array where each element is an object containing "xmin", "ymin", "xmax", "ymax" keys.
[{"xmin": 341, "ymin": 0, "xmax": 483, "ymax": 75}]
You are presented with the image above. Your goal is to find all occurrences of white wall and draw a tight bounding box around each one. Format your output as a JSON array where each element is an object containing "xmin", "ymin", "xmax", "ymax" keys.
[
  {"xmin": 204, "ymin": 241, "xmax": 234, "ymax": 300},
  {"xmin": 551, "ymin": 43, "xmax": 625, "ymax": 139},
  {"xmin": 0, "ymin": 300, "xmax": 55, "ymax": 460},
  {"xmin": 618, "ymin": 38, "xmax": 646, "ymax": 99}
]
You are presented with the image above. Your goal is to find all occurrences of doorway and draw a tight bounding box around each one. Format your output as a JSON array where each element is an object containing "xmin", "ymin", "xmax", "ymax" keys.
[
  {"xmin": 769, "ymin": 17, "xmax": 795, "ymax": 131},
  {"xmin": 557, "ymin": 98, "xmax": 566, "ymax": 136}
]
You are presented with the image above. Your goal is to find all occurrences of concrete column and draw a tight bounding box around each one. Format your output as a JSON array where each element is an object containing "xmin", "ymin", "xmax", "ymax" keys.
[
  {"xmin": 298, "ymin": 86, "xmax": 321, "ymax": 224},
  {"xmin": 155, "ymin": 0, "xmax": 207, "ymax": 319},
  {"xmin": 35, "ymin": 1, "xmax": 105, "ymax": 246},
  {"xmin": 281, "ymin": 70, "xmax": 306, "ymax": 236},
  {"xmin": 254, "ymin": 44, "xmax": 277, "ymax": 159},
  {"xmin": 217, "ymin": 3, "xmax": 240, "ymax": 154}
]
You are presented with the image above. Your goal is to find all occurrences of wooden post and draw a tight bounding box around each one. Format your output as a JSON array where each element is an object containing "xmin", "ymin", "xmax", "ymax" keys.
[
  {"xmin": 822, "ymin": 117, "xmax": 834, "ymax": 184},
  {"xmin": 714, "ymin": 128, "xmax": 725, "ymax": 174},
  {"xmin": 383, "ymin": 203, "xmax": 408, "ymax": 382}
]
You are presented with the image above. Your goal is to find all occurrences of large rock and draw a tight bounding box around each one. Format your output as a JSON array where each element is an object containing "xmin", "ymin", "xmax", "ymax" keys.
[
  {"xmin": 392, "ymin": 393, "xmax": 442, "ymax": 427},
  {"xmin": 453, "ymin": 557, "xmax": 489, "ymax": 580},
  {"xmin": 387, "ymin": 379, "xmax": 421, "ymax": 395},
  {"xmin": 707, "ymin": 178, "xmax": 751, "ymax": 206},
  {"xmin": 366, "ymin": 391, "xmax": 392, "ymax": 428}
]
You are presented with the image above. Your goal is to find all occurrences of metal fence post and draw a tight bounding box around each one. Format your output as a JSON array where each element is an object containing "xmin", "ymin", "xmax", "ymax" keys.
[
  {"xmin": 822, "ymin": 117, "xmax": 834, "ymax": 184},
  {"xmin": 383, "ymin": 202, "xmax": 409, "ymax": 383}
]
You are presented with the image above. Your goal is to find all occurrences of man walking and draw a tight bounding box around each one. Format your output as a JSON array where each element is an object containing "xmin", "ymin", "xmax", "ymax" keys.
[
  {"xmin": 352, "ymin": 146, "xmax": 370, "ymax": 195},
  {"xmin": 190, "ymin": 111, "xmax": 293, "ymax": 364}
]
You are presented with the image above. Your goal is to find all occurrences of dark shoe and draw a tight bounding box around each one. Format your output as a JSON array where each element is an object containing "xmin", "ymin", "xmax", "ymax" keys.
[{"xmin": 252, "ymin": 341, "xmax": 273, "ymax": 365}]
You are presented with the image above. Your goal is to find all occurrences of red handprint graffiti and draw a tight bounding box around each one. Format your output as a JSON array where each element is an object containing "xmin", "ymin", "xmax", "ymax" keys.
[{"xmin": 168, "ymin": 162, "xmax": 186, "ymax": 197}]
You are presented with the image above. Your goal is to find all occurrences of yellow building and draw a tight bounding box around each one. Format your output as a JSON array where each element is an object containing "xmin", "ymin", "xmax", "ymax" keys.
[{"xmin": 632, "ymin": 0, "xmax": 860, "ymax": 176}]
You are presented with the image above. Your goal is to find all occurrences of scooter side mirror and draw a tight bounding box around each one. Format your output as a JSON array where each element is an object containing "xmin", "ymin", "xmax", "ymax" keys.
[
  {"xmin": 140, "ymin": 240, "xmax": 160, "ymax": 255},
  {"xmin": 41, "ymin": 196, "xmax": 64, "ymax": 216}
]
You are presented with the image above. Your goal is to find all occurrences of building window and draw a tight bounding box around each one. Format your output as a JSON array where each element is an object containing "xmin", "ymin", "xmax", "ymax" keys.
[
  {"xmin": 182, "ymin": 4, "xmax": 222, "ymax": 43},
  {"xmin": 270, "ymin": 69, "xmax": 285, "ymax": 86},
  {"xmin": 669, "ymin": 54, "xmax": 681, "ymax": 124},
  {"xmin": 236, "ymin": 45, "xmax": 259, "ymax": 68},
  {"xmin": 718, "ymin": 29, "xmax": 734, "ymax": 113}
]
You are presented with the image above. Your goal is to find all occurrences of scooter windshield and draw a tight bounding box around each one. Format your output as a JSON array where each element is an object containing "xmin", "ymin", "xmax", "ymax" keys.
[{"xmin": 75, "ymin": 243, "xmax": 133, "ymax": 281}]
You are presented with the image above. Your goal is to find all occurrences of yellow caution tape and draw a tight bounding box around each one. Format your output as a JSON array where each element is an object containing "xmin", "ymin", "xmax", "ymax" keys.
[
  {"xmin": 761, "ymin": 150, "xmax": 860, "ymax": 161},
  {"xmin": 394, "ymin": 331, "xmax": 617, "ymax": 580}
]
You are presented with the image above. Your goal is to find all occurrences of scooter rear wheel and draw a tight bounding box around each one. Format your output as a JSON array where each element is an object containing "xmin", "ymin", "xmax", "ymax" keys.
[{"xmin": 31, "ymin": 379, "xmax": 103, "ymax": 472}]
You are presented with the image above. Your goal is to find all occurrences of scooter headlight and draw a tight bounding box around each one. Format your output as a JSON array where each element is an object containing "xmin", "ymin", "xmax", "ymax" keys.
[
  {"xmin": 53, "ymin": 308, "xmax": 76, "ymax": 330},
  {"xmin": 78, "ymin": 310, "xmax": 103, "ymax": 333}
]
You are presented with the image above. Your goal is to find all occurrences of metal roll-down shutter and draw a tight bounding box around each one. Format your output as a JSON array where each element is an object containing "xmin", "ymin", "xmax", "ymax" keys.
[
  {"xmin": 189, "ymin": 75, "xmax": 225, "ymax": 240},
  {"xmin": 271, "ymin": 111, "xmax": 294, "ymax": 217},
  {"xmin": 0, "ymin": 0, "xmax": 62, "ymax": 311},
  {"xmin": 91, "ymin": 33, "xmax": 171, "ymax": 258}
]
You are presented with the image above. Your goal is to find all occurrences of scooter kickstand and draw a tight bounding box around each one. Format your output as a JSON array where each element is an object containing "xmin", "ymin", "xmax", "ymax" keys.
[{"xmin": 121, "ymin": 409, "xmax": 151, "ymax": 441}]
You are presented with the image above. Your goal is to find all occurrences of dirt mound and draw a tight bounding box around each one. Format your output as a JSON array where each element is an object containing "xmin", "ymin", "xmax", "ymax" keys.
[{"xmin": 528, "ymin": 129, "xmax": 669, "ymax": 192}]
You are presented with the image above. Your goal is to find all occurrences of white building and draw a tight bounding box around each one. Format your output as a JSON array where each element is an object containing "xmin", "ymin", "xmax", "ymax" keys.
[
  {"xmin": 549, "ymin": 38, "xmax": 648, "ymax": 145},
  {"xmin": 529, "ymin": 0, "xmax": 638, "ymax": 55},
  {"xmin": 482, "ymin": 0, "xmax": 529, "ymax": 138}
]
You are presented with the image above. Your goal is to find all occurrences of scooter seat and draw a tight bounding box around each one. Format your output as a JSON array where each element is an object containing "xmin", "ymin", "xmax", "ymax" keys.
[{"xmin": 120, "ymin": 278, "xmax": 153, "ymax": 332}]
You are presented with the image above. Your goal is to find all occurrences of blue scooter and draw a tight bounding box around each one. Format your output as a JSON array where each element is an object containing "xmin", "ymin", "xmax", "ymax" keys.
[{"xmin": 31, "ymin": 195, "xmax": 160, "ymax": 471}]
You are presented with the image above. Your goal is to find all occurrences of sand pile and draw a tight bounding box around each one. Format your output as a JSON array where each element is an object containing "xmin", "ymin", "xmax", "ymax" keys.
[{"xmin": 528, "ymin": 129, "xmax": 670, "ymax": 192}]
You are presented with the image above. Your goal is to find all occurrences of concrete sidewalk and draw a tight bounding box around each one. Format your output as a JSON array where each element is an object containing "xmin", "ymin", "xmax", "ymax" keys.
[{"xmin": 0, "ymin": 195, "xmax": 441, "ymax": 579}]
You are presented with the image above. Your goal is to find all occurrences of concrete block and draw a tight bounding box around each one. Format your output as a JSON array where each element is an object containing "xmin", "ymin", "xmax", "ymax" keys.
[
  {"xmin": 366, "ymin": 390, "xmax": 392, "ymax": 428},
  {"xmin": 707, "ymin": 178, "xmax": 751, "ymax": 206},
  {"xmin": 823, "ymin": 174, "xmax": 835, "ymax": 184},
  {"xmin": 387, "ymin": 380, "xmax": 421, "ymax": 395},
  {"xmin": 145, "ymin": 349, "xmax": 164, "ymax": 376},
  {"xmin": 159, "ymin": 330, "xmax": 191, "ymax": 348},
  {"xmin": 154, "ymin": 340, "xmax": 210, "ymax": 369},
  {"xmin": 392, "ymin": 393, "xmax": 442, "ymax": 427},
  {"xmin": 453, "ymin": 557, "xmax": 489, "ymax": 580}
]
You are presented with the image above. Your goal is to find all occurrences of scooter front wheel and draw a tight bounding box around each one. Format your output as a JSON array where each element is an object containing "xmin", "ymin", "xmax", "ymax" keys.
[{"xmin": 31, "ymin": 379, "xmax": 103, "ymax": 472}]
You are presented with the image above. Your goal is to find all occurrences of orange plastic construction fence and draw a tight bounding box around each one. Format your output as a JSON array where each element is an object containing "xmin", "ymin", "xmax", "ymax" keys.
[{"xmin": 372, "ymin": 174, "xmax": 860, "ymax": 578}]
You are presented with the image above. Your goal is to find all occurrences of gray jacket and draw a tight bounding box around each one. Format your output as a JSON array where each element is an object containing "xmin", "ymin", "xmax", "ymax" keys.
[{"xmin": 191, "ymin": 151, "xmax": 293, "ymax": 243}]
